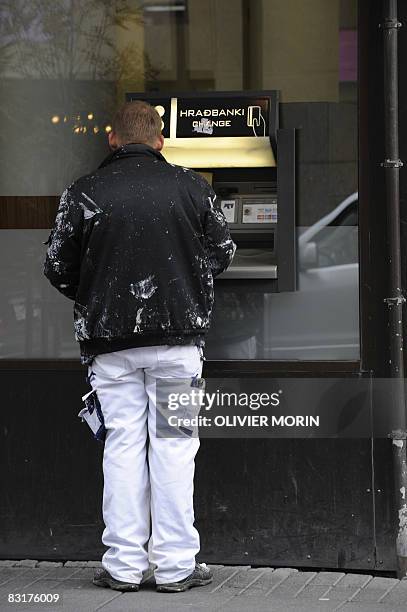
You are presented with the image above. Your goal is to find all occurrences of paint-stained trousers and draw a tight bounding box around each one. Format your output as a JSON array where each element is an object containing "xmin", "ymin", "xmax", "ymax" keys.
[{"xmin": 88, "ymin": 344, "xmax": 203, "ymax": 584}]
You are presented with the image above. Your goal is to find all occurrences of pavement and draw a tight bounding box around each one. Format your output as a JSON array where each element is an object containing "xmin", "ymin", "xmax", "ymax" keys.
[{"xmin": 0, "ymin": 561, "xmax": 406, "ymax": 612}]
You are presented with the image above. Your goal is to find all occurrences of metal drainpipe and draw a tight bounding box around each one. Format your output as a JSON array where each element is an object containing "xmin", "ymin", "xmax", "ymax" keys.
[{"xmin": 382, "ymin": 0, "xmax": 407, "ymax": 579}]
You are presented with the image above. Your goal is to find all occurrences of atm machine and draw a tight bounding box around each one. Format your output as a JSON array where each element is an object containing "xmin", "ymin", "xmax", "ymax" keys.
[{"xmin": 126, "ymin": 91, "xmax": 296, "ymax": 359}]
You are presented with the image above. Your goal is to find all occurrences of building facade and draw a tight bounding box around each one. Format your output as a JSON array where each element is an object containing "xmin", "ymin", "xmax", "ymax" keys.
[{"xmin": 0, "ymin": 0, "xmax": 406, "ymax": 573}]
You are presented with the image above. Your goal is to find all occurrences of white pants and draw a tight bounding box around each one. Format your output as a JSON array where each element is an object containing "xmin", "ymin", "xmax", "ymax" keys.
[{"xmin": 89, "ymin": 344, "xmax": 203, "ymax": 584}]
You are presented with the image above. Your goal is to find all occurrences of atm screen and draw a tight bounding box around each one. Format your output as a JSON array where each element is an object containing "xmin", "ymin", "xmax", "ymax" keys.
[{"xmin": 197, "ymin": 171, "xmax": 213, "ymax": 185}]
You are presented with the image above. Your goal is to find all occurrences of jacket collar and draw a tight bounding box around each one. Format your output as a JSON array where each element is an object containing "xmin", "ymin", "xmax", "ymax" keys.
[{"xmin": 99, "ymin": 143, "xmax": 166, "ymax": 169}]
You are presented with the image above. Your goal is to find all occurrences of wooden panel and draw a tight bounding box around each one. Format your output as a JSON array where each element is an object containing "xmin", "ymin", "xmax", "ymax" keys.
[{"xmin": 0, "ymin": 196, "xmax": 58, "ymax": 229}]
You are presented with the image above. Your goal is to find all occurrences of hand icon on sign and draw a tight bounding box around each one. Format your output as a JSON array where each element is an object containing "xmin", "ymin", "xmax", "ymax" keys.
[{"xmin": 247, "ymin": 105, "xmax": 266, "ymax": 137}]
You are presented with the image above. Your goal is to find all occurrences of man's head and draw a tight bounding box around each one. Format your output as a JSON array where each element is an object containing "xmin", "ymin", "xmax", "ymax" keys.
[{"xmin": 109, "ymin": 101, "xmax": 164, "ymax": 151}]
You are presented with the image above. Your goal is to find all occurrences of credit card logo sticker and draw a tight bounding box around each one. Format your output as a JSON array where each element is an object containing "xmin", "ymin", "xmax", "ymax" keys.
[{"xmin": 243, "ymin": 203, "xmax": 277, "ymax": 224}]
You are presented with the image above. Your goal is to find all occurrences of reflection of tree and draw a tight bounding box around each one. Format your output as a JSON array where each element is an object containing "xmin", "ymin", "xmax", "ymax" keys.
[
  {"xmin": 0, "ymin": 0, "xmax": 160, "ymax": 195},
  {"xmin": 0, "ymin": 0, "xmax": 159, "ymax": 83}
]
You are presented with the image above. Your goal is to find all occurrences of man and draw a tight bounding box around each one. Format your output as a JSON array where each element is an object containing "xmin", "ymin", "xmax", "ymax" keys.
[{"xmin": 44, "ymin": 101, "xmax": 235, "ymax": 593}]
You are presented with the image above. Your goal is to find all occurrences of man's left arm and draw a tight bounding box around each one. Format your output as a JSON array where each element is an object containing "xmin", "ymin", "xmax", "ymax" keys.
[
  {"xmin": 200, "ymin": 184, "xmax": 236, "ymax": 278},
  {"xmin": 44, "ymin": 187, "xmax": 84, "ymax": 300}
]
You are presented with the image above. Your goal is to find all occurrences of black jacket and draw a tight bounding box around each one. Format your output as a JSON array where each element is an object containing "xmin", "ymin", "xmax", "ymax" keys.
[{"xmin": 44, "ymin": 144, "xmax": 235, "ymax": 364}]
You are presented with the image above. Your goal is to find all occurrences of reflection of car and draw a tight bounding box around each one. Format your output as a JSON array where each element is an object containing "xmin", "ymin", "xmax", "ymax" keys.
[
  {"xmin": 298, "ymin": 192, "xmax": 358, "ymax": 268},
  {"xmin": 264, "ymin": 192, "xmax": 359, "ymax": 360},
  {"xmin": 206, "ymin": 192, "xmax": 359, "ymax": 360}
]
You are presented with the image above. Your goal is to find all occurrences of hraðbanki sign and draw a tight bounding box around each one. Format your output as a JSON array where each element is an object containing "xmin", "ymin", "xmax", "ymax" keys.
[
  {"xmin": 126, "ymin": 92, "xmax": 278, "ymax": 168},
  {"xmin": 175, "ymin": 97, "xmax": 270, "ymax": 138}
]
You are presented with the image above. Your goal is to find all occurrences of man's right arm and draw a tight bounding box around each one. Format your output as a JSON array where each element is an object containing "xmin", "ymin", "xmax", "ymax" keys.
[{"xmin": 201, "ymin": 186, "xmax": 236, "ymax": 277}]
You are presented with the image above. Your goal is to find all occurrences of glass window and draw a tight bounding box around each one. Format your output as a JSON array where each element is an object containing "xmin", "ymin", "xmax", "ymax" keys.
[{"xmin": 0, "ymin": 0, "xmax": 358, "ymax": 361}]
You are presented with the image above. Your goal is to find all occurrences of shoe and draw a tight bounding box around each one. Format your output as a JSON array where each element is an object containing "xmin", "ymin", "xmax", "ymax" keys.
[
  {"xmin": 156, "ymin": 562, "xmax": 213, "ymax": 593},
  {"xmin": 92, "ymin": 568, "xmax": 139, "ymax": 592}
]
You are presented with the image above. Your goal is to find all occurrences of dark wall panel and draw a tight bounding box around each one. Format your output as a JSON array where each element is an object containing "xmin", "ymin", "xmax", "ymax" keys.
[
  {"xmin": 197, "ymin": 438, "xmax": 380, "ymax": 570},
  {"xmin": 0, "ymin": 370, "xmax": 396, "ymax": 571},
  {"xmin": 0, "ymin": 370, "xmax": 104, "ymax": 560}
]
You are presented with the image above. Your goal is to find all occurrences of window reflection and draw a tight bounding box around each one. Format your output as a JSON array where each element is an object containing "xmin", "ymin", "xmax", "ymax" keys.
[{"xmin": 0, "ymin": 0, "xmax": 358, "ymax": 361}]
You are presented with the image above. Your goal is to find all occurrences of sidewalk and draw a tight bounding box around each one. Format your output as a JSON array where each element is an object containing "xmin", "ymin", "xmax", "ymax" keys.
[{"xmin": 0, "ymin": 561, "xmax": 406, "ymax": 612}]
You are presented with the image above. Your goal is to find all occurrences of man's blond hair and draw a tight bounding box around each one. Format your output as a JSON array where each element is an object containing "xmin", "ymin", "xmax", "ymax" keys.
[{"xmin": 112, "ymin": 101, "xmax": 162, "ymax": 146}]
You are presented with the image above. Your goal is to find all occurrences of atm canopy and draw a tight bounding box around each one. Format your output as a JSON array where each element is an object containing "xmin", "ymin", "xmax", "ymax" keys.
[{"xmin": 125, "ymin": 91, "xmax": 279, "ymax": 169}]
